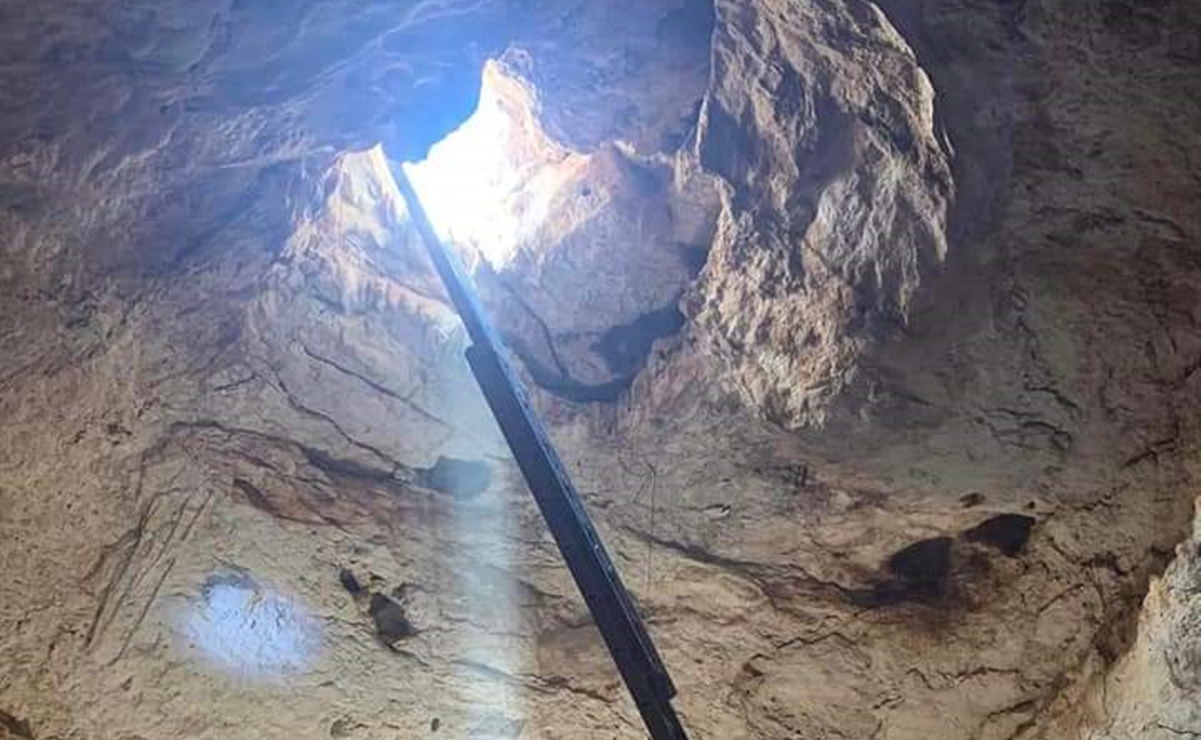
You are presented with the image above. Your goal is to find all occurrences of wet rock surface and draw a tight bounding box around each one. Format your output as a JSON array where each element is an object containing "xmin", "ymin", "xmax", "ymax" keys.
[{"xmin": 1, "ymin": 1, "xmax": 1200, "ymax": 739}]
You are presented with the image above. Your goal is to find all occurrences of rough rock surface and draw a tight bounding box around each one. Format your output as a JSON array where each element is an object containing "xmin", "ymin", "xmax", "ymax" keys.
[
  {"xmin": 407, "ymin": 61, "xmax": 702, "ymax": 398},
  {"xmin": 2, "ymin": 1, "xmax": 1201, "ymax": 739},
  {"xmin": 1036, "ymin": 500, "xmax": 1201, "ymax": 739}
]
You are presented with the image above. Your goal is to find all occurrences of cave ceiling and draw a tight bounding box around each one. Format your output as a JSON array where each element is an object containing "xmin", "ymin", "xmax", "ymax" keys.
[{"xmin": 1, "ymin": 1, "xmax": 1201, "ymax": 738}]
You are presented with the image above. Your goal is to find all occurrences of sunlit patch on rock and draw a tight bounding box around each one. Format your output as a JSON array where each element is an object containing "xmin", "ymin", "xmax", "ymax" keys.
[{"xmin": 179, "ymin": 571, "xmax": 319, "ymax": 679}]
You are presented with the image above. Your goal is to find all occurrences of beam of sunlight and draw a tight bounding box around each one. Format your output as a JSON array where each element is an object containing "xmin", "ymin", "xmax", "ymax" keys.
[
  {"xmin": 446, "ymin": 471, "xmax": 529, "ymax": 733},
  {"xmin": 387, "ymin": 60, "xmax": 546, "ymax": 732}
]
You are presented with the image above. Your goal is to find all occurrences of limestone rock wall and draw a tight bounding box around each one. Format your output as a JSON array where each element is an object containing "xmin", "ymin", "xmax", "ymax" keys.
[
  {"xmin": 1036, "ymin": 499, "xmax": 1201, "ymax": 739},
  {"xmin": 691, "ymin": 0, "xmax": 954, "ymax": 430},
  {"xmin": 2, "ymin": 0, "xmax": 1201, "ymax": 739}
]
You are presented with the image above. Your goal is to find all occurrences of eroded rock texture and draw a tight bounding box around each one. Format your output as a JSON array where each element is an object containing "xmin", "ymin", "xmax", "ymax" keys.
[
  {"xmin": 2, "ymin": 0, "xmax": 1201, "ymax": 739},
  {"xmin": 1037, "ymin": 502, "xmax": 1201, "ymax": 739}
]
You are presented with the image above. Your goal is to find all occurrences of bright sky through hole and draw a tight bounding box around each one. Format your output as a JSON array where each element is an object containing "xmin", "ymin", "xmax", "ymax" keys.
[{"xmin": 404, "ymin": 62, "xmax": 555, "ymax": 269}]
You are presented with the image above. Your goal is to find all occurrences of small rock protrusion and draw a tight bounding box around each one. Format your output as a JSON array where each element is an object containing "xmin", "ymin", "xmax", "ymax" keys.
[
  {"xmin": 421, "ymin": 457, "xmax": 492, "ymax": 500},
  {"xmin": 338, "ymin": 568, "xmax": 364, "ymax": 595},
  {"xmin": 369, "ymin": 593, "xmax": 417, "ymax": 647},
  {"xmin": 959, "ymin": 492, "xmax": 986, "ymax": 508}
]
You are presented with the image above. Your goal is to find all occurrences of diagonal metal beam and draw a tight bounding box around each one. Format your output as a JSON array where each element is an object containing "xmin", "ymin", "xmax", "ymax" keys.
[{"xmin": 393, "ymin": 166, "xmax": 689, "ymax": 740}]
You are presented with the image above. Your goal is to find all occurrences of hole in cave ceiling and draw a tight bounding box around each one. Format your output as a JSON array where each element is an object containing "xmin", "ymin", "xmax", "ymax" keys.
[
  {"xmin": 400, "ymin": 59, "xmax": 571, "ymax": 269},
  {"xmin": 390, "ymin": 58, "xmax": 693, "ymax": 404}
]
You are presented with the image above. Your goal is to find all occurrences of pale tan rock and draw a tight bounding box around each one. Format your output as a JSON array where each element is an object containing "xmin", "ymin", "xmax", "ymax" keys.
[
  {"xmin": 1034, "ymin": 500, "xmax": 1201, "ymax": 739},
  {"xmin": 1, "ymin": 1, "xmax": 1200, "ymax": 739}
]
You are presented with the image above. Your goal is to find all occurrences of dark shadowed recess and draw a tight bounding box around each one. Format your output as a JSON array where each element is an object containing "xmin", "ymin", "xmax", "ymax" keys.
[
  {"xmin": 509, "ymin": 302, "xmax": 687, "ymax": 403},
  {"xmin": 595, "ymin": 303, "xmax": 688, "ymax": 379},
  {"xmin": 964, "ymin": 514, "xmax": 1036, "ymax": 557},
  {"xmin": 853, "ymin": 513, "xmax": 1036, "ymax": 608},
  {"xmin": 867, "ymin": 536, "xmax": 956, "ymax": 606},
  {"xmin": 0, "ymin": 709, "xmax": 34, "ymax": 739},
  {"xmin": 369, "ymin": 592, "xmax": 418, "ymax": 646}
]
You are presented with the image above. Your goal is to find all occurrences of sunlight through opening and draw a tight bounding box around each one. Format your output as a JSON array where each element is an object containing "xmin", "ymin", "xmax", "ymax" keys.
[{"xmin": 403, "ymin": 60, "xmax": 579, "ymax": 269}]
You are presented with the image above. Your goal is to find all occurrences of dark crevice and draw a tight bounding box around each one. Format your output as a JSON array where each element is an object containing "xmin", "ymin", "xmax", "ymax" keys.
[
  {"xmin": 303, "ymin": 442, "xmax": 486, "ymax": 500},
  {"xmin": 301, "ymin": 344, "xmax": 447, "ymax": 427},
  {"xmin": 498, "ymin": 280, "xmax": 572, "ymax": 378},
  {"xmin": 301, "ymin": 446, "xmax": 395, "ymax": 482},
  {"xmin": 870, "ymin": 0, "xmax": 1022, "ymax": 251},
  {"xmin": 231, "ymin": 477, "xmax": 342, "ymax": 526},
  {"xmin": 197, "ymin": 420, "xmax": 495, "ymax": 525},
  {"xmin": 857, "ymin": 537, "xmax": 955, "ymax": 607},
  {"xmin": 232, "ymin": 477, "xmax": 278, "ymax": 516},
  {"xmin": 507, "ymin": 301, "xmax": 686, "ymax": 404},
  {"xmin": 272, "ymin": 373, "xmax": 411, "ymax": 474},
  {"xmin": 889, "ymin": 537, "xmax": 954, "ymax": 587},
  {"xmin": 0, "ymin": 709, "xmax": 34, "ymax": 739},
  {"xmin": 619, "ymin": 525, "xmax": 860, "ymax": 606},
  {"xmin": 507, "ymin": 339, "xmax": 632, "ymax": 403},
  {"xmin": 595, "ymin": 303, "xmax": 686, "ymax": 377},
  {"xmin": 963, "ymin": 514, "xmax": 1036, "ymax": 556},
  {"xmin": 960, "ymin": 492, "xmax": 986, "ymax": 508}
]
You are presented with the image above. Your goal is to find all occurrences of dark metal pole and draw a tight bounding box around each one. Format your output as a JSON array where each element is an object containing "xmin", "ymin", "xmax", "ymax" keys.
[{"xmin": 393, "ymin": 166, "xmax": 689, "ymax": 740}]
